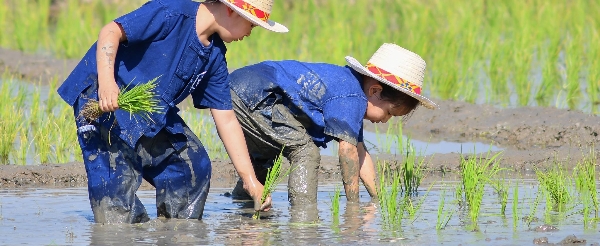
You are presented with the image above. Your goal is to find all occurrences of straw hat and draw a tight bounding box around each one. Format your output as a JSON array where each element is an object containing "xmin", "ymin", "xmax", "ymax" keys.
[
  {"xmin": 219, "ymin": 0, "xmax": 288, "ymax": 33},
  {"xmin": 345, "ymin": 43, "xmax": 437, "ymax": 109}
]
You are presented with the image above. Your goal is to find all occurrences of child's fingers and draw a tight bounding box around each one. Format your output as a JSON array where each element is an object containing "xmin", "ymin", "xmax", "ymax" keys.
[{"xmin": 259, "ymin": 196, "xmax": 272, "ymax": 211}]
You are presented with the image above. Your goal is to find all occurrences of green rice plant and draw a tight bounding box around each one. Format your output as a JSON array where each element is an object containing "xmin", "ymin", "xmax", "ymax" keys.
[
  {"xmin": 53, "ymin": 107, "xmax": 77, "ymax": 163},
  {"xmin": 45, "ymin": 76, "xmax": 61, "ymax": 114},
  {"xmin": 253, "ymin": 146, "xmax": 292, "ymax": 220},
  {"xmin": 79, "ymin": 76, "xmax": 163, "ymax": 123},
  {"xmin": 526, "ymin": 190, "xmax": 542, "ymax": 228},
  {"xmin": 16, "ymin": 127, "xmax": 29, "ymax": 165},
  {"xmin": 401, "ymin": 142, "xmax": 424, "ymax": 195},
  {"xmin": 564, "ymin": 34, "xmax": 584, "ymax": 110},
  {"xmin": 436, "ymin": 188, "xmax": 453, "ymax": 230},
  {"xmin": 490, "ymin": 176, "xmax": 509, "ymax": 216},
  {"xmin": 12, "ymin": 0, "xmax": 51, "ymax": 52},
  {"xmin": 404, "ymin": 183, "xmax": 433, "ymax": 222},
  {"xmin": 0, "ymin": 107, "xmax": 22, "ymax": 164},
  {"xmin": 459, "ymin": 150, "xmax": 503, "ymax": 227},
  {"xmin": 30, "ymin": 86, "xmax": 42, "ymax": 128},
  {"xmin": 586, "ymin": 30, "xmax": 599, "ymax": 114},
  {"xmin": 329, "ymin": 185, "xmax": 341, "ymax": 219},
  {"xmin": 535, "ymin": 164, "xmax": 572, "ymax": 211},
  {"xmin": 574, "ymin": 148, "xmax": 599, "ymax": 224},
  {"xmin": 376, "ymin": 160, "xmax": 404, "ymax": 230},
  {"xmin": 33, "ymin": 117, "xmax": 53, "ymax": 164},
  {"xmin": 180, "ymin": 109, "xmax": 227, "ymax": 159},
  {"xmin": 512, "ymin": 181, "xmax": 519, "ymax": 230}
]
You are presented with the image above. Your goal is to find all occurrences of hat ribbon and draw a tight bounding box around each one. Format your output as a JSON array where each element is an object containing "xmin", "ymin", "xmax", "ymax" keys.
[
  {"xmin": 226, "ymin": 0, "xmax": 270, "ymax": 22},
  {"xmin": 366, "ymin": 62, "xmax": 422, "ymax": 95}
]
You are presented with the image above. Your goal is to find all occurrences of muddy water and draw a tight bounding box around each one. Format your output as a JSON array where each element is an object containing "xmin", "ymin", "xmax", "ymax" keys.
[{"xmin": 1, "ymin": 180, "xmax": 598, "ymax": 245}]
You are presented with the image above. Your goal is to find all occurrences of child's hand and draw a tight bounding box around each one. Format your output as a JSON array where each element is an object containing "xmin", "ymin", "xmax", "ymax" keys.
[
  {"xmin": 245, "ymin": 183, "xmax": 272, "ymax": 212},
  {"xmin": 98, "ymin": 79, "xmax": 120, "ymax": 112}
]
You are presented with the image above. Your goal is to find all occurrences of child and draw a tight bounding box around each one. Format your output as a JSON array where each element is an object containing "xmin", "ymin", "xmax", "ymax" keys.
[
  {"xmin": 57, "ymin": 0, "xmax": 287, "ymax": 223},
  {"xmin": 229, "ymin": 43, "xmax": 437, "ymax": 206}
]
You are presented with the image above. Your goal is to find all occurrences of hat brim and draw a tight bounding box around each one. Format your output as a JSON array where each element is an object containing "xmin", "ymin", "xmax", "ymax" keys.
[
  {"xmin": 345, "ymin": 56, "xmax": 438, "ymax": 109},
  {"xmin": 220, "ymin": 0, "xmax": 288, "ymax": 33}
]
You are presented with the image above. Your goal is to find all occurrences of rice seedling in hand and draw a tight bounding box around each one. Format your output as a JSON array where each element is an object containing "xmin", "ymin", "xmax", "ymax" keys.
[
  {"xmin": 253, "ymin": 146, "xmax": 292, "ymax": 220},
  {"xmin": 78, "ymin": 76, "xmax": 163, "ymax": 122}
]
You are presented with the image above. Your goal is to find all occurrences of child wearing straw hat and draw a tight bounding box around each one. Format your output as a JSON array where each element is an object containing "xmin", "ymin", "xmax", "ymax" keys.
[
  {"xmin": 57, "ymin": 0, "xmax": 287, "ymax": 223},
  {"xmin": 228, "ymin": 43, "xmax": 436, "ymax": 206}
]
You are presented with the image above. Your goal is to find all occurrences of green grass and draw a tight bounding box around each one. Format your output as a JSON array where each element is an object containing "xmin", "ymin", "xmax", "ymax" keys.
[{"xmin": 1, "ymin": 0, "xmax": 600, "ymax": 113}]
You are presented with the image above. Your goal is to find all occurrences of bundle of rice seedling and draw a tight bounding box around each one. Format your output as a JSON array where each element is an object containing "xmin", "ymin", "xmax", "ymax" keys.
[
  {"xmin": 79, "ymin": 76, "xmax": 163, "ymax": 122},
  {"xmin": 253, "ymin": 146, "xmax": 293, "ymax": 220}
]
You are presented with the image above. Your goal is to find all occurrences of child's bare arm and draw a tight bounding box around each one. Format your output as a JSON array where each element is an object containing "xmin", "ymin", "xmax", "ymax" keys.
[
  {"xmin": 210, "ymin": 108, "xmax": 271, "ymax": 211},
  {"xmin": 96, "ymin": 21, "xmax": 127, "ymax": 112},
  {"xmin": 338, "ymin": 140, "xmax": 360, "ymax": 202},
  {"xmin": 357, "ymin": 142, "xmax": 377, "ymax": 199}
]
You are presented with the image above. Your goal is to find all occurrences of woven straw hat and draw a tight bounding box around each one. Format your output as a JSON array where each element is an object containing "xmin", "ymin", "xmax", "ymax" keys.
[
  {"xmin": 345, "ymin": 43, "xmax": 437, "ymax": 109},
  {"xmin": 219, "ymin": 0, "xmax": 288, "ymax": 33}
]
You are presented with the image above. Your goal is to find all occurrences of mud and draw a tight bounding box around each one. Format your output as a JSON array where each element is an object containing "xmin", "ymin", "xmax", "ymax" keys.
[{"xmin": 1, "ymin": 47, "xmax": 599, "ymax": 188}]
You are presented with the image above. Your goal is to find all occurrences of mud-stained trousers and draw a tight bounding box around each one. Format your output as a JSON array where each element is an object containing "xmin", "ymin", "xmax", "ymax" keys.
[
  {"xmin": 230, "ymin": 91, "xmax": 321, "ymax": 206},
  {"xmin": 76, "ymin": 122, "xmax": 211, "ymax": 223}
]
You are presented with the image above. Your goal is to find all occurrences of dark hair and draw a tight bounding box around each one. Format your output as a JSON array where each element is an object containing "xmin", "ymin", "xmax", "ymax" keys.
[
  {"xmin": 204, "ymin": 0, "xmax": 220, "ymax": 3},
  {"xmin": 379, "ymin": 82, "xmax": 419, "ymax": 111}
]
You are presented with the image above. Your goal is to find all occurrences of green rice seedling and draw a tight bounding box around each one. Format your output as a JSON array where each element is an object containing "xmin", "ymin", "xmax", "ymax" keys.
[
  {"xmin": 564, "ymin": 34, "xmax": 584, "ymax": 110},
  {"xmin": 33, "ymin": 118, "xmax": 53, "ymax": 164},
  {"xmin": 79, "ymin": 76, "xmax": 163, "ymax": 123},
  {"xmin": 459, "ymin": 150, "xmax": 503, "ymax": 227},
  {"xmin": 30, "ymin": 86, "xmax": 42, "ymax": 127},
  {"xmin": 401, "ymin": 142, "xmax": 425, "ymax": 195},
  {"xmin": 535, "ymin": 164, "xmax": 572, "ymax": 211},
  {"xmin": 253, "ymin": 146, "xmax": 293, "ymax": 220},
  {"xmin": 436, "ymin": 188, "xmax": 453, "ymax": 230},
  {"xmin": 0, "ymin": 106, "xmax": 22, "ymax": 164},
  {"xmin": 574, "ymin": 148, "xmax": 598, "ymax": 223},
  {"xmin": 329, "ymin": 185, "xmax": 341, "ymax": 219},
  {"xmin": 180, "ymin": 109, "xmax": 227, "ymax": 159},
  {"xmin": 490, "ymin": 176, "xmax": 509, "ymax": 216},
  {"xmin": 404, "ymin": 183, "xmax": 433, "ymax": 223},
  {"xmin": 526, "ymin": 191, "xmax": 542, "ymax": 228},
  {"xmin": 45, "ymin": 76, "xmax": 61, "ymax": 114},
  {"xmin": 376, "ymin": 160, "xmax": 404, "ymax": 230},
  {"xmin": 16, "ymin": 127, "xmax": 29, "ymax": 165},
  {"xmin": 512, "ymin": 181, "xmax": 519, "ymax": 230},
  {"xmin": 53, "ymin": 108, "xmax": 78, "ymax": 163}
]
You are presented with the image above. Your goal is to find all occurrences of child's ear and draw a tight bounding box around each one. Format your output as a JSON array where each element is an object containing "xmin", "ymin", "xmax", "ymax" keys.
[
  {"xmin": 367, "ymin": 84, "xmax": 383, "ymax": 97},
  {"xmin": 226, "ymin": 6, "xmax": 235, "ymax": 16}
]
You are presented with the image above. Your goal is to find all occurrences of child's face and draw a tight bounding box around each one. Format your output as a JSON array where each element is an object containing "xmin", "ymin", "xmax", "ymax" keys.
[
  {"xmin": 364, "ymin": 88, "xmax": 413, "ymax": 123},
  {"xmin": 220, "ymin": 10, "xmax": 256, "ymax": 43}
]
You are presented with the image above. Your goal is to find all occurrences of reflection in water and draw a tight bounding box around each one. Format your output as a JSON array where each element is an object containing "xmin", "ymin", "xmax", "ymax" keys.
[{"xmin": 0, "ymin": 184, "xmax": 598, "ymax": 245}]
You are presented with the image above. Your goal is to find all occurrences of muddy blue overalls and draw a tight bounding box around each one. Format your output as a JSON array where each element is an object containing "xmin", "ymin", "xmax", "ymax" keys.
[
  {"xmin": 229, "ymin": 61, "xmax": 367, "ymax": 205},
  {"xmin": 57, "ymin": 0, "xmax": 232, "ymax": 223}
]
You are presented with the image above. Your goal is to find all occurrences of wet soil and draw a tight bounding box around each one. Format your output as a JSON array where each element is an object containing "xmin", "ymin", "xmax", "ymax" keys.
[{"xmin": 1, "ymin": 47, "xmax": 599, "ymax": 188}]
